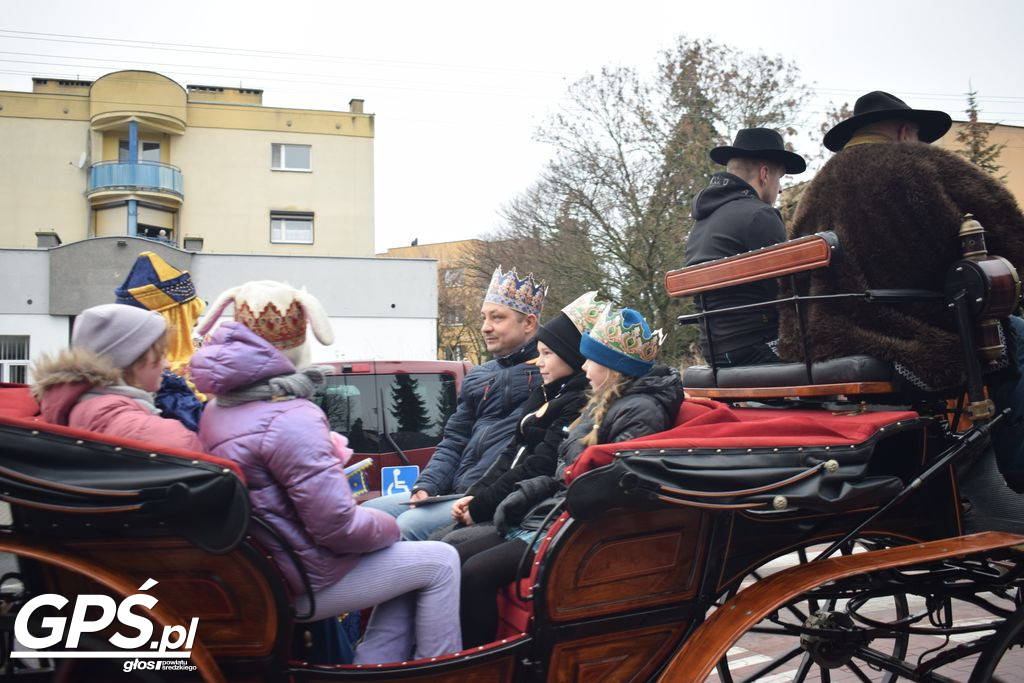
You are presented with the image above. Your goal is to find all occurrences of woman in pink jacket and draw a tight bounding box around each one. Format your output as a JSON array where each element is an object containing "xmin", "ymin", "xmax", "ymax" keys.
[
  {"xmin": 31, "ymin": 303, "xmax": 203, "ymax": 451},
  {"xmin": 189, "ymin": 281, "xmax": 461, "ymax": 664}
]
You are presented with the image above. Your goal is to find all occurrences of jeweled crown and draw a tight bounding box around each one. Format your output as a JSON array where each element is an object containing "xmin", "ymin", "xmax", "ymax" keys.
[
  {"xmin": 561, "ymin": 291, "xmax": 608, "ymax": 334},
  {"xmin": 589, "ymin": 304, "xmax": 664, "ymax": 363},
  {"xmin": 235, "ymin": 300, "xmax": 307, "ymax": 350},
  {"xmin": 483, "ymin": 266, "xmax": 547, "ymax": 317}
]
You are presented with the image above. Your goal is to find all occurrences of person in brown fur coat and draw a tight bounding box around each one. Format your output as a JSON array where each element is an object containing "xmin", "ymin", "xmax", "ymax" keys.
[{"xmin": 776, "ymin": 91, "xmax": 1024, "ymax": 490}]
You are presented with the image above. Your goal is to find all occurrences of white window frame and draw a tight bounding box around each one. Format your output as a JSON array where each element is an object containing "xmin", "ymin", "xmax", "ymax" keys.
[
  {"xmin": 270, "ymin": 212, "xmax": 314, "ymax": 244},
  {"xmin": 118, "ymin": 139, "xmax": 161, "ymax": 163},
  {"xmin": 0, "ymin": 335, "xmax": 29, "ymax": 384},
  {"xmin": 271, "ymin": 143, "xmax": 312, "ymax": 172}
]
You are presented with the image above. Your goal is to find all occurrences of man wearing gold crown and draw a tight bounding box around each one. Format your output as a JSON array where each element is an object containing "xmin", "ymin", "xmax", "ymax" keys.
[{"xmin": 364, "ymin": 266, "xmax": 546, "ymax": 540}]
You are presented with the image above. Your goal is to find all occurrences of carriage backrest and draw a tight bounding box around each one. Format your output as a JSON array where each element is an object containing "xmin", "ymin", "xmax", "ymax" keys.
[
  {"xmin": 666, "ymin": 225, "xmax": 1021, "ymax": 411},
  {"xmin": 0, "ymin": 384, "xmax": 294, "ymax": 670}
]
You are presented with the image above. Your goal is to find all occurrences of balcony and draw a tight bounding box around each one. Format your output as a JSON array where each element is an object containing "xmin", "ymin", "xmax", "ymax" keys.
[{"xmin": 87, "ymin": 161, "xmax": 184, "ymax": 207}]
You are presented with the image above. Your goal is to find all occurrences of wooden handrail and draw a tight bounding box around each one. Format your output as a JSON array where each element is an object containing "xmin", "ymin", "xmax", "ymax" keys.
[
  {"xmin": 684, "ymin": 381, "xmax": 896, "ymax": 400},
  {"xmin": 665, "ymin": 231, "xmax": 837, "ymax": 298}
]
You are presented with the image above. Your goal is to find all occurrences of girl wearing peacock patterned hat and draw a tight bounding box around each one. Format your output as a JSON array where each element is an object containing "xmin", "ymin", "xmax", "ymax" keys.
[{"xmin": 468, "ymin": 305, "xmax": 685, "ymax": 648}]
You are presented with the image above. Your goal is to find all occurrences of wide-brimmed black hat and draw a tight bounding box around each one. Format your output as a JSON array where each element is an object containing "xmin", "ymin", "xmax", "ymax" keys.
[
  {"xmin": 823, "ymin": 91, "xmax": 952, "ymax": 152},
  {"xmin": 709, "ymin": 128, "xmax": 806, "ymax": 174}
]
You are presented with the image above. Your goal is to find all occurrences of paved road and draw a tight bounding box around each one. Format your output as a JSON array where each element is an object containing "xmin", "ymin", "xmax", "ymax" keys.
[{"xmin": 704, "ymin": 544, "xmax": 1024, "ymax": 682}]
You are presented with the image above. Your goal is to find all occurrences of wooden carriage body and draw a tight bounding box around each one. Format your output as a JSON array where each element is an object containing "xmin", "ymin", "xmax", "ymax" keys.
[{"xmin": 3, "ymin": 224, "xmax": 1024, "ymax": 681}]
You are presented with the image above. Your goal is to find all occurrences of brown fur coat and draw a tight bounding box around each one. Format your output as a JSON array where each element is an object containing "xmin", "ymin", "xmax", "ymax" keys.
[{"xmin": 776, "ymin": 142, "xmax": 1024, "ymax": 390}]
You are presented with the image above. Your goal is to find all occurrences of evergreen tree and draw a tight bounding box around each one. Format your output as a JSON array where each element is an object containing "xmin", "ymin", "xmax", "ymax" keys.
[
  {"xmin": 434, "ymin": 376, "xmax": 457, "ymax": 432},
  {"xmin": 955, "ymin": 89, "xmax": 1006, "ymax": 180},
  {"xmin": 389, "ymin": 375, "xmax": 431, "ymax": 433}
]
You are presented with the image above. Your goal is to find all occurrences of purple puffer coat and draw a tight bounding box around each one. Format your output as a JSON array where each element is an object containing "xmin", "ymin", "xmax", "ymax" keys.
[{"xmin": 189, "ymin": 322, "xmax": 399, "ymax": 594}]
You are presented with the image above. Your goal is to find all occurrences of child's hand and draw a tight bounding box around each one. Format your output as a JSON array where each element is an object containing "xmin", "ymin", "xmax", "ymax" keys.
[
  {"xmin": 451, "ymin": 496, "xmax": 474, "ymax": 525},
  {"xmin": 330, "ymin": 432, "xmax": 353, "ymax": 465}
]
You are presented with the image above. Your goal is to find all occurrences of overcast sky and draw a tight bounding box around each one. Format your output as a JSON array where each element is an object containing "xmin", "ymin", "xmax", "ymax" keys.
[{"xmin": 3, "ymin": 0, "xmax": 1022, "ymax": 253}]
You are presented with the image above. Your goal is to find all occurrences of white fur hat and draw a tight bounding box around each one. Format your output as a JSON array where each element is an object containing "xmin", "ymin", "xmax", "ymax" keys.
[{"xmin": 196, "ymin": 280, "xmax": 334, "ymax": 366}]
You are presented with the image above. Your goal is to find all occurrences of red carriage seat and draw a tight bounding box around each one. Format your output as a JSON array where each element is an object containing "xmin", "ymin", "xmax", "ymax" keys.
[{"xmin": 0, "ymin": 382, "xmax": 40, "ymax": 418}]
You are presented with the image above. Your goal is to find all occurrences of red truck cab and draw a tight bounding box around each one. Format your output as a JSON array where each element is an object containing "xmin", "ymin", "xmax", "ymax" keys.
[{"xmin": 312, "ymin": 360, "xmax": 473, "ymax": 496}]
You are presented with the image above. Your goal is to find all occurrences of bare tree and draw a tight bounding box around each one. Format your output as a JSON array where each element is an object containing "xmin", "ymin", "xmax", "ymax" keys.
[{"xmin": 479, "ymin": 36, "xmax": 811, "ymax": 366}]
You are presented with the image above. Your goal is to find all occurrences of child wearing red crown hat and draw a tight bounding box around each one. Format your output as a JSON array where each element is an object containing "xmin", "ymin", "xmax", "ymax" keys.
[
  {"xmin": 189, "ymin": 281, "xmax": 462, "ymax": 664},
  {"xmin": 456, "ymin": 305, "xmax": 684, "ymax": 648}
]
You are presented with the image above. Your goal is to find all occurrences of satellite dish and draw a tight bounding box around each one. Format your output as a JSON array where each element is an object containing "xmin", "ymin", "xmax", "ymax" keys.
[{"xmin": 76, "ymin": 151, "xmax": 87, "ymax": 169}]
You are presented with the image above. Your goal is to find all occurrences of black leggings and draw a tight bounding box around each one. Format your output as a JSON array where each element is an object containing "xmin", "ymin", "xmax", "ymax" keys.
[{"xmin": 457, "ymin": 534, "xmax": 534, "ymax": 648}]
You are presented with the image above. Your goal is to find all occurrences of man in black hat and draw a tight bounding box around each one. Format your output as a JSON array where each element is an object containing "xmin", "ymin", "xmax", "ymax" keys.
[
  {"xmin": 777, "ymin": 91, "xmax": 1024, "ymax": 491},
  {"xmin": 685, "ymin": 128, "xmax": 806, "ymax": 367}
]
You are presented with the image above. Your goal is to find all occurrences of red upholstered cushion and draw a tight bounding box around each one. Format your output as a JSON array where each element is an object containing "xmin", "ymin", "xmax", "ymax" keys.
[
  {"xmin": 0, "ymin": 384, "xmax": 40, "ymax": 418},
  {"xmin": 494, "ymin": 512, "xmax": 572, "ymax": 638},
  {"xmin": 564, "ymin": 398, "xmax": 919, "ymax": 484}
]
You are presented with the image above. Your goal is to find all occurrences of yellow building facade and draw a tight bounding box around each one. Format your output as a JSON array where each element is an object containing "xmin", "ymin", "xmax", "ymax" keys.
[
  {"xmin": 380, "ymin": 239, "xmax": 488, "ymax": 363},
  {"xmin": 936, "ymin": 121, "xmax": 1024, "ymax": 207},
  {"xmin": 0, "ymin": 70, "xmax": 374, "ymax": 256}
]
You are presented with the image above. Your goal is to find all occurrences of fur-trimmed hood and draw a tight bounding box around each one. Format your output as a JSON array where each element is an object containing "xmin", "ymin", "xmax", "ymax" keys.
[
  {"xmin": 777, "ymin": 142, "xmax": 1024, "ymax": 390},
  {"xmin": 31, "ymin": 348, "xmax": 123, "ymax": 424}
]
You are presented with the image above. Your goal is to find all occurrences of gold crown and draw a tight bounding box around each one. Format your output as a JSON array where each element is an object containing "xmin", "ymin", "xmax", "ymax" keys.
[
  {"xmin": 236, "ymin": 300, "xmax": 307, "ymax": 350},
  {"xmin": 483, "ymin": 266, "xmax": 547, "ymax": 317}
]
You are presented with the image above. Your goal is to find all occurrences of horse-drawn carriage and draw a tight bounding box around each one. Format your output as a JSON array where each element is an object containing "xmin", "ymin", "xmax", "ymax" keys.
[{"xmin": 2, "ymin": 219, "xmax": 1024, "ymax": 681}]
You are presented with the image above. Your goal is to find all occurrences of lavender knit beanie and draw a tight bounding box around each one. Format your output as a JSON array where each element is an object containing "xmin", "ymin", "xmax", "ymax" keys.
[{"xmin": 72, "ymin": 304, "xmax": 167, "ymax": 369}]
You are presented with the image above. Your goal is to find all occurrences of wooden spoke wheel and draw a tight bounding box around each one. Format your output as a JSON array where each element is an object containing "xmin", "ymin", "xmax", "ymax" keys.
[{"xmin": 710, "ymin": 537, "xmax": 910, "ymax": 683}]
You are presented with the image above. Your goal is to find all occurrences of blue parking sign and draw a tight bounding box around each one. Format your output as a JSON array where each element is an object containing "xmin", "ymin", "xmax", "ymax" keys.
[{"xmin": 381, "ymin": 465, "xmax": 420, "ymax": 496}]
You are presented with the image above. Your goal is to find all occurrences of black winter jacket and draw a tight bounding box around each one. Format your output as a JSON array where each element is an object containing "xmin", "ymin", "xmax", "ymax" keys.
[
  {"xmin": 465, "ymin": 371, "xmax": 589, "ymax": 523},
  {"xmin": 685, "ymin": 172, "xmax": 787, "ymax": 355},
  {"xmin": 497, "ymin": 365, "xmax": 684, "ymax": 531}
]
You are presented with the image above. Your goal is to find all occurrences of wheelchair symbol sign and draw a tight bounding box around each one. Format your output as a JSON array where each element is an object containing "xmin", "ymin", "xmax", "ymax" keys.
[{"xmin": 382, "ymin": 466, "xmax": 420, "ymax": 496}]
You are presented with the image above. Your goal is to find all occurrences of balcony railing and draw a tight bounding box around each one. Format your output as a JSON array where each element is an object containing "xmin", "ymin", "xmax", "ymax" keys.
[{"xmin": 88, "ymin": 161, "xmax": 183, "ymax": 198}]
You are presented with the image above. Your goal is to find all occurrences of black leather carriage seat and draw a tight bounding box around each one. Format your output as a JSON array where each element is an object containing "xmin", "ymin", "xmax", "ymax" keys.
[{"xmin": 684, "ymin": 355, "xmax": 895, "ymax": 395}]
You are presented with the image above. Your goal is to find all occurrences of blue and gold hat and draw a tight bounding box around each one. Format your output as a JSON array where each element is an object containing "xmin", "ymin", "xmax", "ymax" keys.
[
  {"xmin": 580, "ymin": 305, "xmax": 664, "ymax": 377},
  {"xmin": 115, "ymin": 252, "xmax": 198, "ymax": 312},
  {"xmin": 483, "ymin": 266, "xmax": 547, "ymax": 317}
]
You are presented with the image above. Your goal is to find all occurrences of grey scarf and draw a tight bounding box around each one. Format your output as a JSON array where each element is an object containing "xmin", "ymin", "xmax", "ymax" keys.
[
  {"xmin": 216, "ymin": 365, "xmax": 330, "ymax": 407},
  {"xmin": 80, "ymin": 385, "xmax": 160, "ymax": 415}
]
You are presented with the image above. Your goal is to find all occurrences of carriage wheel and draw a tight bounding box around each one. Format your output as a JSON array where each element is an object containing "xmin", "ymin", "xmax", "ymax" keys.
[
  {"xmin": 968, "ymin": 599, "xmax": 1024, "ymax": 683},
  {"xmin": 710, "ymin": 536, "xmax": 910, "ymax": 683}
]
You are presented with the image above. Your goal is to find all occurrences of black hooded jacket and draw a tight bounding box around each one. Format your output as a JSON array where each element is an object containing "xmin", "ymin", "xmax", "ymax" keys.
[
  {"xmin": 465, "ymin": 370, "xmax": 589, "ymax": 523},
  {"xmin": 495, "ymin": 365, "xmax": 685, "ymax": 531},
  {"xmin": 685, "ymin": 172, "xmax": 787, "ymax": 355}
]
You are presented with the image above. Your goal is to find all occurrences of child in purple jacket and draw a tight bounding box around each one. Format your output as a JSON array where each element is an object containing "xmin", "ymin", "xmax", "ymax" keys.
[{"xmin": 190, "ymin": 281, "xmax": 461, "ymax": 663}]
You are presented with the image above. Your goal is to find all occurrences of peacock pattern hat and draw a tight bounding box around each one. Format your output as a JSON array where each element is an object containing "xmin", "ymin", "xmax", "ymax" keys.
[
  {"xmin": 483, "ymin": 266, "xmax": 547, "ymax": 317},
  {"xmin": 561, "ymin": 291, "xmax": 608, "ymax": 334},
  {"xmin": 580, "ymin": 304, "xmax": 664, "ymax": 377}
]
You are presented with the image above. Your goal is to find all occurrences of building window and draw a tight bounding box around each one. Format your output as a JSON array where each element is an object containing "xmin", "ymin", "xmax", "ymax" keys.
[
  {"xmin": 0, "ymin": 335, "xmax": 29, "ymax": 384},
  {"xmin": 442, "ymin": 268, "xmax": 465, "ymax": 287},
  {"xmin": 118, "ymin": 140, "xmax": 161, "ymax": 162},
  {"xmin": 271, "ymin": 143, "xmax": 312, "ymax": 172},
  {"xmin": 271, "ymin": 212, "xmax": 314, "ymax": 244},
  {"xmin": 441, "ymin": 309, "xmax": 464, "ymax": 325}
]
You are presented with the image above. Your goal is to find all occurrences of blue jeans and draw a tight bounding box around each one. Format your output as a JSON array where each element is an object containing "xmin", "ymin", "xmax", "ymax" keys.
[
  {"xmin": 988, "ymin": 315, "xmax": 1024, "ymax": 492},
  {"xmin": 363, "ymin": 493, "xmax": 460, "ymax": 541}
]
